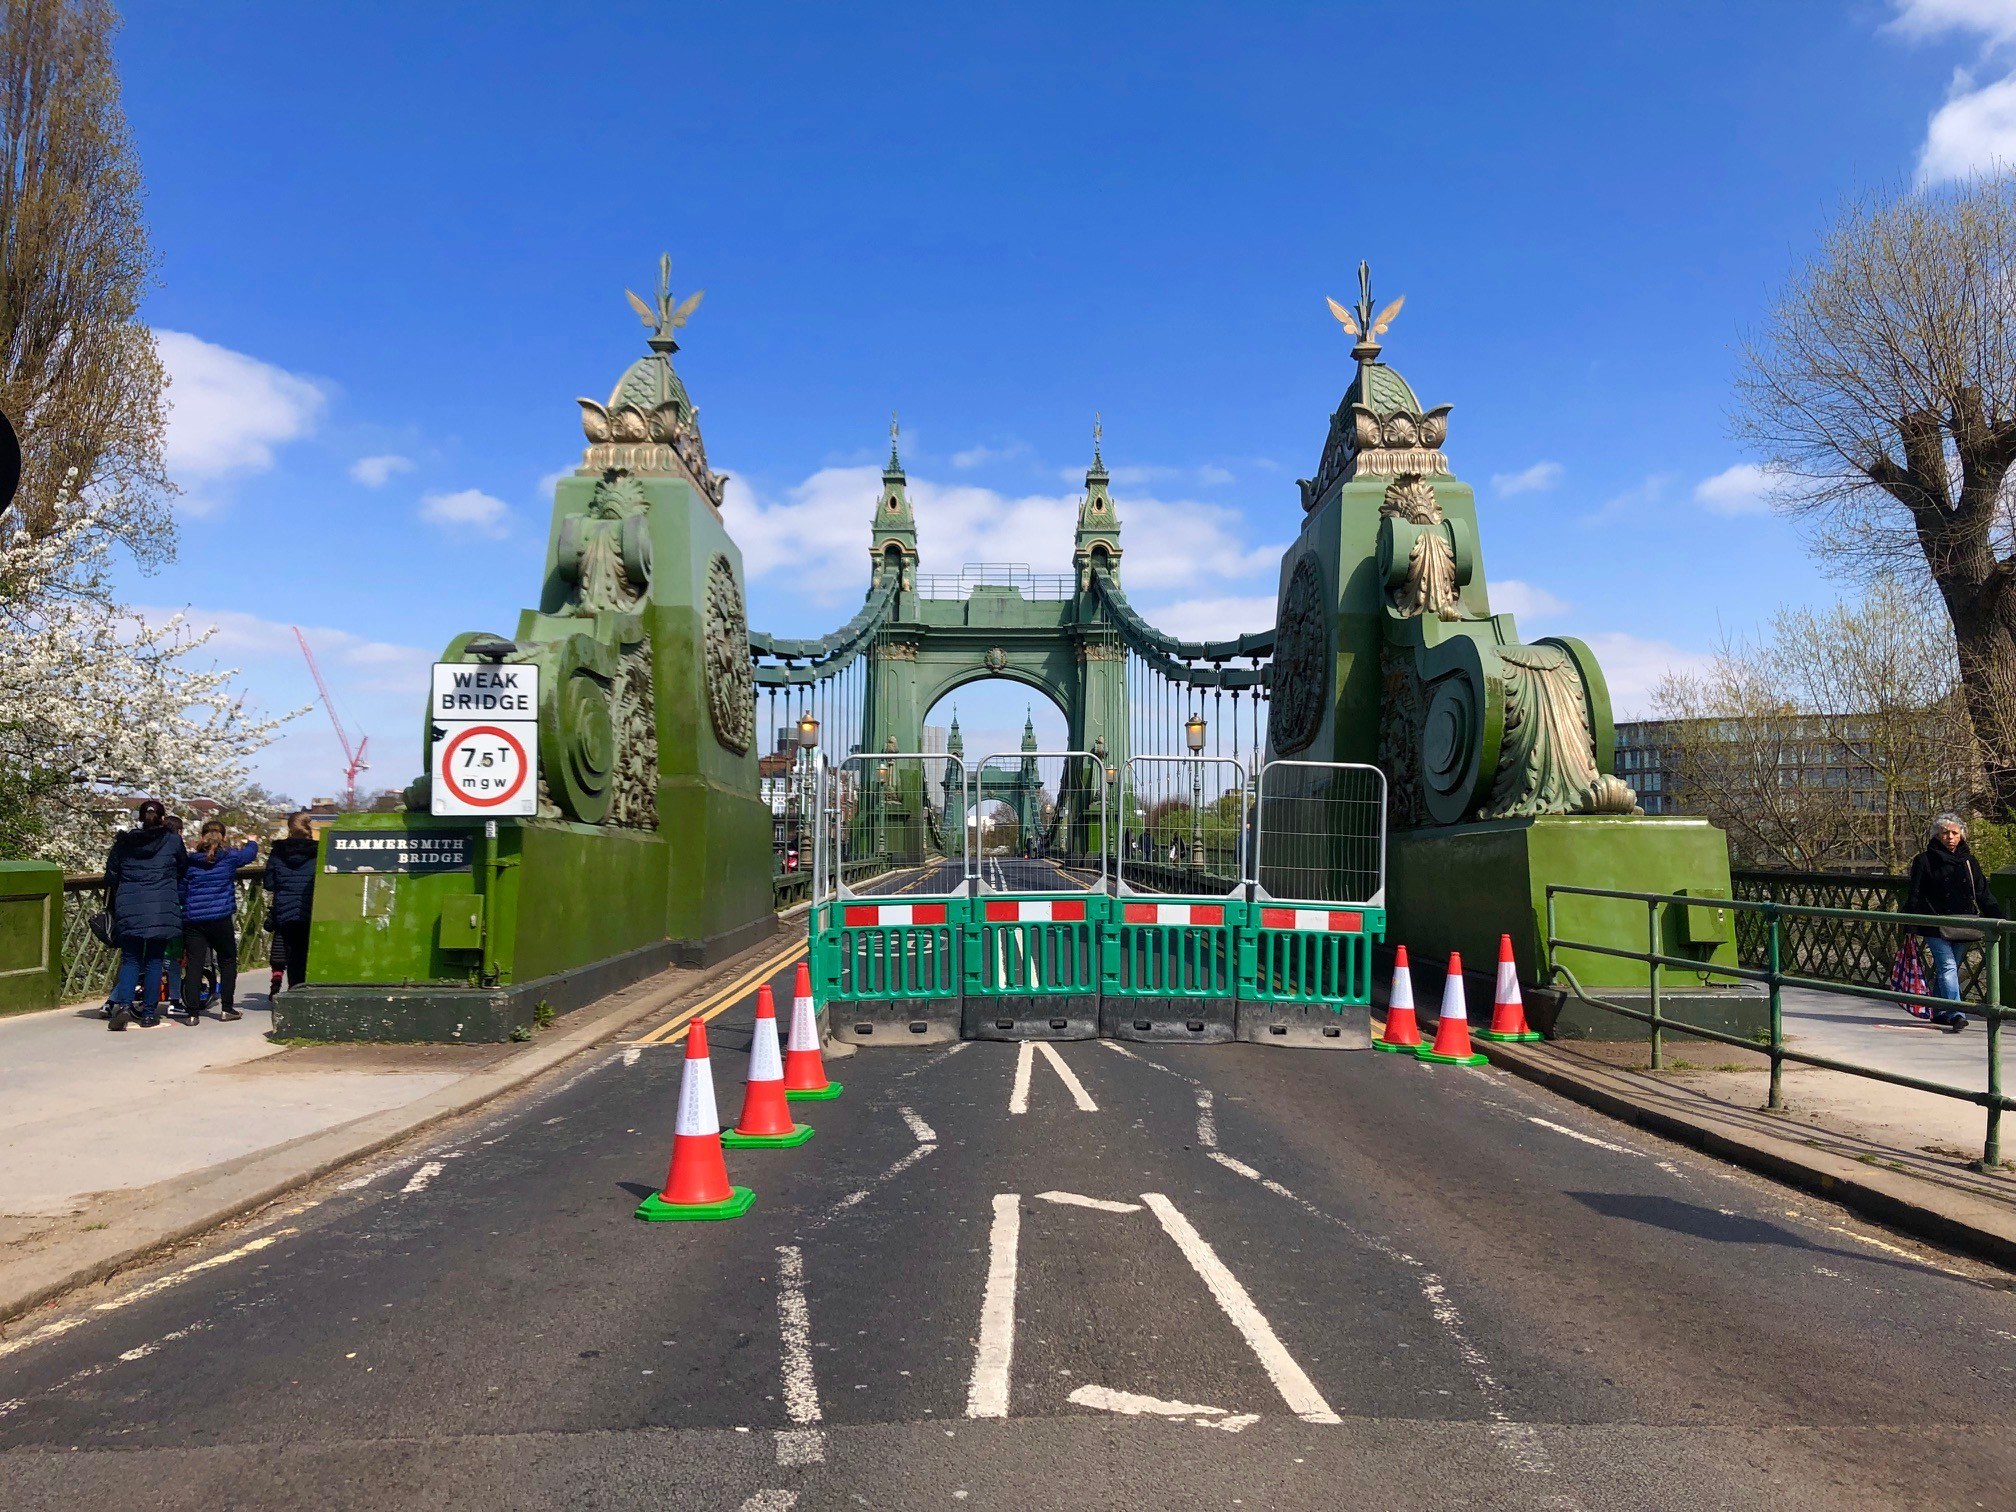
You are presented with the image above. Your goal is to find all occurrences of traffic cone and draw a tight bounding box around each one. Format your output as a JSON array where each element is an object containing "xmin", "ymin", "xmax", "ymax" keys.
[
  {"xmin": 636, "ymin": 1019, "xmax": 756, "ymax": 1221},
  {"xmin": 1479, "ymin": 934, "xmax": 1543, "ymax": 1042},
  {"xmin": 784, "ymin": 961, "xmax": 843, "ymax": 1101},
  {"xmin": 723, "ymin": 984, "xmax": 814, "ymax": 1147},
  {"xmin": 1374, "ymin": 945, "xmax": 1424, "ymax": 1052},
  {"xmin": 1416, "ymin": 952, "xmax": 1488, "ymax": 1066}
]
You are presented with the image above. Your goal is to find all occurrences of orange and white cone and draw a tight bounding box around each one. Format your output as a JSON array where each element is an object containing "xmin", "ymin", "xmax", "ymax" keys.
[
  {"xmin": 784, "ymin": 961, "xmax": 843, "ymax": 1101},
  {"xmin": 1479, "ymin": 934, "xmax": 1542, "ymax": 1042},
  {"xmin": 1374, "ymin": 945, "xmax": 1424, "ymax": 1052},
  {"xmin": 723, "ymin": 984, "xmax": 814, "ymax": 1147},
  {"xmin": 636, "ymin": 1019, "xmax": 755, "ymax": 1220},
  {"xmin": 1416, "ymin": 951, "xmax": 1487, "ymax": 1066}
]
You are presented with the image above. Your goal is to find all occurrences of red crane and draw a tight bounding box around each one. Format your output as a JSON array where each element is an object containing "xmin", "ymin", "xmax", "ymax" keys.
[{"xmin": 293, "ymin": 626, "xmax": 370, "ymax": 809}]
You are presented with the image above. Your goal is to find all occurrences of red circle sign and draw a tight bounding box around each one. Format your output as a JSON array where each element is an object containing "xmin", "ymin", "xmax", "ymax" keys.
[{"xmin": 438, "ymin": 723, "xmax": 530, "ymax": 807}]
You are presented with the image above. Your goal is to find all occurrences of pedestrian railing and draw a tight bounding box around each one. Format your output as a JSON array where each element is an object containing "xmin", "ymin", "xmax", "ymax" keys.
[
  {"xmin": 60, "ymin": 868, "xmax": 272, "ymax": 1003},
  {"xmin": 1543, "ymin": 884, "xmax": 2013, "ymax": 1171},
  {"xmin": 1727, "ymin": 868, "xmax": 1998, "ymax": 1000},
  {"xmin": 774, "ymin": 853, "xmax": 893, "ymax": 911}
]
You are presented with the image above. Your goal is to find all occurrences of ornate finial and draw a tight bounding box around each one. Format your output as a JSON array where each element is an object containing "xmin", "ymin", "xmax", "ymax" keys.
[
  {"xmin": 625, "ymin": 252, "xmax": 705, "ymax": 354},
  {"xmin": 1325, "ymin": 260, "xmax": 1404, "ymax": 364},
  {"xmin": 1093, "ymin": 411, "xmax": 1103, "ymax": 466},
  {"xmin": 889, "ymin": 410, "xmax": 902, "ymax": 470}
]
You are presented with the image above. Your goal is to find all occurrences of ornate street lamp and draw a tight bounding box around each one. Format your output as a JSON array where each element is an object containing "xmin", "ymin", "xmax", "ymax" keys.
[
  {"xmin": 1185, "ymin": 713, "xmax": 1207, "ymax": 871},
  {"xmin": 795, "ymin": 711, "xmax": 820, "ymax": 872}
]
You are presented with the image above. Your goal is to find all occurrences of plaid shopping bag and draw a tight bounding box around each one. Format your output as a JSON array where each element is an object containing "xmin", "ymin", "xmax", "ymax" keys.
[{"xmin": 1889, "ymin": 940, "xmax": 1930, "ymax": 1018}]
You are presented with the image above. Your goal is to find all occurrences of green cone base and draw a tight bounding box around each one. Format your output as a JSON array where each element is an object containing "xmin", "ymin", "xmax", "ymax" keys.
[
  {"xmin": 1372, "ymin": 1039, "xmax": 1423, "ymax": 1053},
  {"xmin": 1415, "ymin": 1046, "xmax": 1489, "ymax": 1066},
  {"xmin": 1477, "ymin": 1029, "xmax": 1544, "ymax": 1043},
  {"xmin": 722, "ymin": 1124, "xmax": 815, "ymax": 1148},
  {"xmin": 634, "ymin": 1185, "xmax": 756, "ymax": 1222},
  {"xmin": 786, "ymin": 1083, "xmax": 844, "ymax": 1101}
]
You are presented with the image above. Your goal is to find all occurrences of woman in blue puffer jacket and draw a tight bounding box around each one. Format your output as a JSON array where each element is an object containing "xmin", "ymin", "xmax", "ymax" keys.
[
  {"xmin": 104, "ymin": 799, "xmax": 189, "ymax": 1031},
  {"xmin": 183, "ymin": 820, "xmax": 258, "ymax": 1020}
]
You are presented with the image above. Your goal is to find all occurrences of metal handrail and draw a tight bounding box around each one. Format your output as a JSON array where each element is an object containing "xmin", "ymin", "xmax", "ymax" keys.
[{"xmin": 1543, "ymin": 882, "xmax": 2010, "ymax": 1170}]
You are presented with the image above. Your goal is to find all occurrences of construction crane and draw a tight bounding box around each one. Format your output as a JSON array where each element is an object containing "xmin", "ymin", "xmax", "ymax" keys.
[{"xmin": 293, "ymin": 626, "xmax": 370, "ymax": 809}]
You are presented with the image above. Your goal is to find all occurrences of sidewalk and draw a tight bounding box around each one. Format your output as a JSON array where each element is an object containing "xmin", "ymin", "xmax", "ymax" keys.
[{"xmin": 0, "ymin": 924, "xmax": 802, "ymax": 1326}]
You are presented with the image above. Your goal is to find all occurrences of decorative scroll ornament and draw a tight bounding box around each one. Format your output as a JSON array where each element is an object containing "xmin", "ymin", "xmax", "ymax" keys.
[
  {"xmin": 1381, "ymin": 476, "xmax": 1462, "ymax": 621},
  {"xmin": 607, "ymin": 643, "xmax": 658, "ymax": 829},
  {"xmin": 1483, "ymin": 644, "xmax": 1642, "ymax": 820},
  {"xmin": 575, "ymin": 254, "xmax": 728, "ymax": 509},
  {"xmin": 557, "ymin": 472, "xmax": 654, "ymax": 614},
  {"xmin": 1266, "ymin": 556, "xmax": 1330, "ymax": 755},
  {"xmin": 876, "ymin": 639, "xmax": 919, "ymax": 662},
  {"xmin": 1075, "ymin": 637, "xmax": 1125, "ymax": 662},
  {"xmin": 985, "ymin": 646, "xmax": 1008, "ymax": 672},
  {"xmin": 704, "ymin": 554, "xmax": 755, "ymax": 755}
]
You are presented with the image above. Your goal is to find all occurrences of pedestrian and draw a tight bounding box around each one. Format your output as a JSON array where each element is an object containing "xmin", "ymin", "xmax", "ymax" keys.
[
  {"xmin": 183, "ymin": 820, "xmax": 257, "ymax": 1021},
  {"xmin": 161, "ymin": 814, "xmax": 188, "ymax": 1016},
  {"xmin": 1902, "ymin": 812, "xmax": 2001, "ymax": 1033},
  {"xmin": 263, "ymin": 810, "xmax": 319, "ymax": 992},
  {"xmin": 103, "ymin": 799, "xmax": 189, "ymax": 1031}
]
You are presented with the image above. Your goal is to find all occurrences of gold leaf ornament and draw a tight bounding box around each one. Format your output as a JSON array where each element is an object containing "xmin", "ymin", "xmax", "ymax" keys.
[
  {"xmin": 625, "ymin": 289, "xmax": 656, "ymax": 328},
  {"xmin": 1371, "ymin": 295, "xmax": 1405, "ymax": 337},
  {"xmin": 1325, "ymin": 296, "xmax": 1360, "ymax": 336}
]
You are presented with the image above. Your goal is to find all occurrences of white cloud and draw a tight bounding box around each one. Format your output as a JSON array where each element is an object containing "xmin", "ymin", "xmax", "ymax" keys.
[
  {"xmin": 1586, "ymin": 472, "xmax": 1674, "ymax": 522},
  {"xmin": 155, "ymin": 331, "xmax": 325, "ymax": 506},
  {"xmin": 1491, "ymin": 580, "xmax": 1571, "ymax": 620},
  {"xmin": 1888, "ymin": 0, "xmax": 2016, "ymax": 48},
  {"xmin": 419, "ymin": 488, "xmax": 511, "ymax": 538},
  {"xmin": 724, "ymin": 465, "xmax": 1282, "ymax": 614},
  {"xmin": 950, "ymin": 441, "xmax": 1029, "ymax": 469},
  {"xmin": 1693, "ymin": 462, "xmax": 1779, "ymax": 516},
  {"xmin": 349, "ymin": 454, "xmax": 413, "ymax": 487},
  {"xmin": 1124, "ymin": 594, "xmax": 1280, "ymax": 642},
  {"xmin": 1196, "ymin": 464, "xmax": 1236, "ymax": 487},
  {"xmin": 1490, "ymin": 461, "xmax": 1562, "ymax": 496},
  {"xmin": 1576, "ymin": 632, "xmax": 1716, "ymax": 720},
  {"xmin": 1919, "ymin": 70, "xmax": 2016, "ymax": 182}
]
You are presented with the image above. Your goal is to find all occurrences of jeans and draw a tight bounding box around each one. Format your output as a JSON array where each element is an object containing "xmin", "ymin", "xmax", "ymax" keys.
[
  {"xmin": 112, "ymin": 938, "xmax": 169, "ymax": 1010},
  {"xmin": 184, "ymin": 915, "xmax": 238, "ymax": 1010},
  {"xmin": 1925, "ymin": 936, "xmax": 1963, "ymax": 1006}
]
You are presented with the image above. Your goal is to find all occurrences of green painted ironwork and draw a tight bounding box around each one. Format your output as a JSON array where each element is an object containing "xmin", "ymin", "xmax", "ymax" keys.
[
  {"xmin": 1728, "ymin": 868, "xmax": 1992, "ymax": 999},
  {"xmin": 1543, "ymin": 883, "xmax": 2012, "ymax": 1171},
  {"xmin": 61, "ymin": 867, "xmax": 271, "ymax": 1003}
]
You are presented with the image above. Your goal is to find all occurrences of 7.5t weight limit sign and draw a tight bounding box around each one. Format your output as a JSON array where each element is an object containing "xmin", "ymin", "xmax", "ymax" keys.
[{"xmin": 431, "ymin": 662, "xmax": 539, "ymax": 817}]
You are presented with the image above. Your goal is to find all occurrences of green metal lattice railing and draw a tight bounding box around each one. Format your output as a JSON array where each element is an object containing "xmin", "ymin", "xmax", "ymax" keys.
[
  {"xmin": 1725, "ymin": 869, "xmax": 1997, "ymax": 998},
  {"xmin": 1544, "ymin": 884, "xmax": 2012, "ymax": 1170}
]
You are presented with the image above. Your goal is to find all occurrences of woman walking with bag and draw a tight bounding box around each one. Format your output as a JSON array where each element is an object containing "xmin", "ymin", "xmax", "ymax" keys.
[
  {"xmin": 1902, "ymin": 813, "xmax": 2001, "ymax": 1033},
  {"xmin": 103, "ymin": 799, "xmax": 189, "ymax": 1031}
]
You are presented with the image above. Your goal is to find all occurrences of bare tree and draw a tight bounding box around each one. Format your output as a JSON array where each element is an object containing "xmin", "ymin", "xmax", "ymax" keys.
[
  {"xmin": 1653, "ymin": 582, "xmax": 1974, "ymax": 870},
  {"xmin": 0, "ymin": 0, "xmax": 170, "ymax": 560}
]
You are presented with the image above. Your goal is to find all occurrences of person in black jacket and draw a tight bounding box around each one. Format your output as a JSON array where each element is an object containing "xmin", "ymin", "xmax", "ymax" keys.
[
  {"xmin": 104, "ymin": 799, "xmax": 189, "ymax": 1031},
  {"xmin": 262, "ymin": 810, "xmax": 319, "ymax": 993},
  {"xmin": 1902, "ymin": 813, "xmax": 2002, "ymax": 1032}
]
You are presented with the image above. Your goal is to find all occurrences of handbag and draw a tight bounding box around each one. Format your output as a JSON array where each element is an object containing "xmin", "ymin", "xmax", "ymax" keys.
[
  {"xmin": 1889, "ymin": 941, "xmax": 1930, "ymax": 1018},
  {"xmin": 87, "ymin": 910, "xmax": 114, "ymax": 947},
  {"xmin": 1937, "ymin": 925, "xmax": 1986, "ymax": 943}
]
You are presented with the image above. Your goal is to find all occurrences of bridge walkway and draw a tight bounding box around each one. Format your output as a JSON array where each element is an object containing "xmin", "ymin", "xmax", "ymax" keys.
[{"xmin": 2, "ymin": 950, "xmax": 2012, "ymax": 1509}]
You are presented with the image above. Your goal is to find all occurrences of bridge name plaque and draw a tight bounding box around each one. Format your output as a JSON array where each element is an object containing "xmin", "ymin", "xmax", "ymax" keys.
[{"xmin": 324, "ymin": 832, "xmax": 475, "ymax": 874}]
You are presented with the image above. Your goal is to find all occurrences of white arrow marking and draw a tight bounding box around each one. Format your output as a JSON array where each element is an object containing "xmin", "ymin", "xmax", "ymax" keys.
[
  {"xmin": 966, "ymin": 1194, "xmax": 1021, "ymax": 1419},
  {"xmin": 1069, "ymin": 1384, "xmax": 1225, "ymax": 1417},
  {"xmin": 1036, "ymin": 1042, "xmax": 1097, "ymax": 1111},
  {"xmin": 1036, "ymin": 1191, "xmax": 1141, "ymax": 1213}
]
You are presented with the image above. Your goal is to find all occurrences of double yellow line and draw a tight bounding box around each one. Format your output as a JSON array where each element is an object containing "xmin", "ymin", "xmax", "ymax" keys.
[{"xmin": 630, "ymin": 936, "xmax": 810, "ymax": 1047}]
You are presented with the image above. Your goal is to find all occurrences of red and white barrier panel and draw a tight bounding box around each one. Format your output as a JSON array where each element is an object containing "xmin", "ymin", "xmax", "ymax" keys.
[
  {"xmin": 982, "ymin": 899, "xmax": 1087, "ymax": 923},
  {"xmin": 1259, "ymin": 907, "xmax": 1364, "ymax": 933},
  {"xmin": 842, "ymin": 902, "xmax": 948, "ymax": 927},
  {"xmin": 1122, "ymin": 903, "xmax": 1226, "ymax": 926}
]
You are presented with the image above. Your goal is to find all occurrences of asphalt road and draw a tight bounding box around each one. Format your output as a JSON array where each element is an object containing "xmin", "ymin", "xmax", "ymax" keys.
[{"xmin": 3, "ymin": 934, "xmax": 2015, "ymax": 1510}]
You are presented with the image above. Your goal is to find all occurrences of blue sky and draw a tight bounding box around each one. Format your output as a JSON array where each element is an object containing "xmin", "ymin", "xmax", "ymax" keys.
[{"xmin": 105, "ymin": 1, "xmax": 2016, "ymax": 798}]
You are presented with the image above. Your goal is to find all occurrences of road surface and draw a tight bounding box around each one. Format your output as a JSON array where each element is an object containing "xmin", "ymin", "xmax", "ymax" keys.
[{"xmin": 2, "ymin": 932, "xmax": 2013, "ymax": 1510}]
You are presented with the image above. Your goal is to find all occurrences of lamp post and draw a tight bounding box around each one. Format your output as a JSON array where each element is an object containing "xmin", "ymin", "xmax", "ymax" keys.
[
  {"xmin": 796, "ymin": 711, "xmax": 820, "ymax": 875},
  {"xmin": 1185, "ymin": 712, "xmax": 1207, "ymax": 872},
  {"xmin": 1091, "ymin": 736, "xmax": 1108, "ymax": 867}
]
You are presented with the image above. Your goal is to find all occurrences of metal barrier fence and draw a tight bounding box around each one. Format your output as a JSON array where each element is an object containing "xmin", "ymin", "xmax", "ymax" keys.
[
  {"xmin": 1727, "ymin": 868, "xmax": 1992, "ymax": 1000},
  {"xmin": 60, "ymin": 869, "xmax": 273, "ymax": 1003},
  {"xmin": 1544, "ymin": 884, "xmax": 2012, "ymax": 1170},
  {"xmin": 1253, "ymin": 762, "xmax": 1386, "ymax": 906},
  {"xmin": 967, "ymin": 751, "xmax": 1107, "ymax": 893},
  {"xmin": 1117, "ymin": 755, "xmax": 1246, "ymax": 897},
  {"xmin": 837, "ymin": 754, "xmax": 966, "ymax": 899}
]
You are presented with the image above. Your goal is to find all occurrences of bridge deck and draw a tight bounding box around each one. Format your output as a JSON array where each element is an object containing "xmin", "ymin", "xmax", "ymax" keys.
[{"xmin": 2, "ymin": 947, "xmax": 2012, "ymax": 1509}]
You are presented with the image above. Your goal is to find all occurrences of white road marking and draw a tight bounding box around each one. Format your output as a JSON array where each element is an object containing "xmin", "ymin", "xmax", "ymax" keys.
[
  {"xmin": 1036, "ymin": 1191, "xmax": 1141, "ymax": 1213},
  {"xmin": 737, "ymin": 1493, "xmax": 798, "ymax": 1512},
  {"xmin": 1036, "ymin": 1042, "xmax": 1098, "ymax": 1111},
  {"xmin": 1009, "ymin": 1040, "xmax": 1035, "ymax": 1115},
  {"xmin": 1781, "ymin": 1209, "xmax": 1969, "ymax": 1277},
  {"xmin": 1068, "ymin": 1384, "xmax": 1226, "ymax": 1417},
  {"xmin": 1527, "ymin": 1116, "xmax": 1640, "ymax": 1156},
  {"xmin": 0, "ymin": 1321, "xmax": 212, "ymax": 1419},
  {"xmin": 1213, "ymin": 1413, "xmax": 1261, "ymax": 1433},
  {"xmin": 0, "ymin": 1229, "xmax": 297, "ymax": 1361},
  {"xmin": 1195, "ymin": 1089, "xmax": 1218, "ymax": 1149},
  {"xmin": 774, "ymin": 1245, "xmax": 826, "ymax": 1467},
  {"xmin": 1139, "ymin": 1193, "xmax": 1339, "ymax": 1425},
  {"xmin": 400, "ymin": 1161, "xmax": 446, "ymax": 1196},
  {"xmin": 337, "ymin": 1156, "xmax": 422, "ymax": 1192},
  {"xmin": 967, "ymin": 1193, "xmax": 1021, "ymax": 1419},
  {"xmin": 623, "ymin": 1045, "xmax": 643, "ymax": 1067},
  {"xmin": 818, "ymin": 1143, "xmax": 936, "ymax": 1226},
  {"xmin": 900, "ymin": 1106, "xmax": 937, "ymax": 1144}
]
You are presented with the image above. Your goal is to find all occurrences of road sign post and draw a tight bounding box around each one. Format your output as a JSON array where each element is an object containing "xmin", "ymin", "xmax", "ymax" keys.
[{"xmin": 430, "ymin": 663, "xmax": 540, "ymax": 818}]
